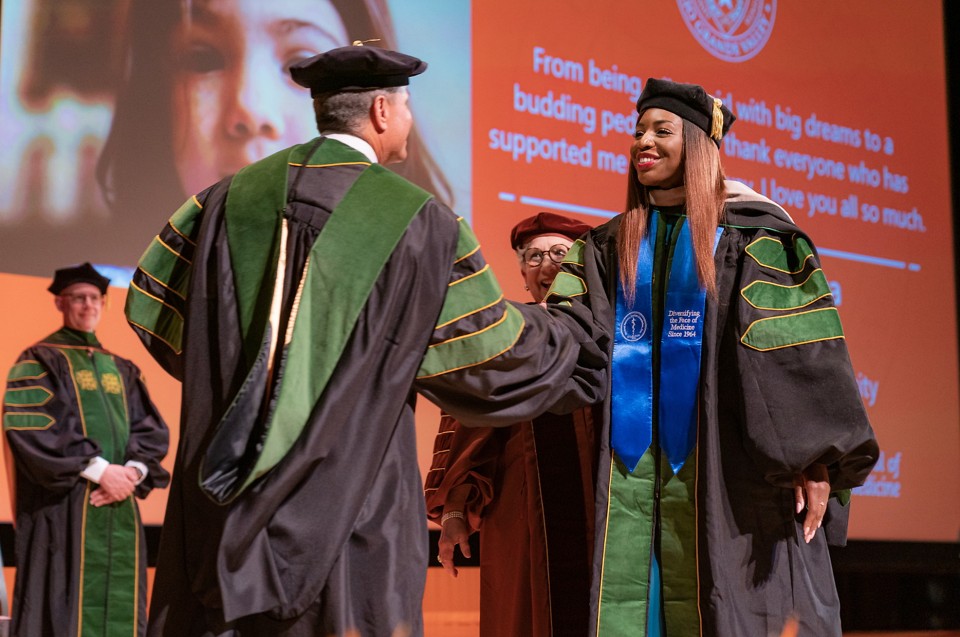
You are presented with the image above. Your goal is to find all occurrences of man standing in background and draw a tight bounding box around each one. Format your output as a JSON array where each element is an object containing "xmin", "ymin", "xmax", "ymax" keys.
[{"xmin": 3, "ymin": 262, "xmax": 170, "ymax": 637}]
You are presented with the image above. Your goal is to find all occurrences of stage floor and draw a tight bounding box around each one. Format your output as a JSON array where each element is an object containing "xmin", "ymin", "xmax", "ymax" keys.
[
  {"xmin": 422, "ymin": 569, "xmax": 960, "ymax": 637},
  {"xmin": 422, "ymin": 617, "xmax": 960, "ymax": 637},
  {"xmin": 424, "ymin": 612, "xmax": 479, "ymax": 637}
]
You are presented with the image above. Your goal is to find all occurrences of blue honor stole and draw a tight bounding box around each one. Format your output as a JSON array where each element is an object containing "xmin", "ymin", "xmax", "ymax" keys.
[{"xmin": 611, "ymin": 212, "xmax": 723, "ymax": 473}]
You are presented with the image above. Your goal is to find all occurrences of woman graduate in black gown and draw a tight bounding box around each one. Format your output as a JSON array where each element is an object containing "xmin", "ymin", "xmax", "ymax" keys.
[{"xmin": 536, "ymin": 78, "xmax": 878, "ymax": 636}]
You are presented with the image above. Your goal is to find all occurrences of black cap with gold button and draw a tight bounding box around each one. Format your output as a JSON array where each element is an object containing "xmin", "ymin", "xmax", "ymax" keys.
[{"xmin": 290, "ymin": 43, "xmax": 427, "ymax": 97}]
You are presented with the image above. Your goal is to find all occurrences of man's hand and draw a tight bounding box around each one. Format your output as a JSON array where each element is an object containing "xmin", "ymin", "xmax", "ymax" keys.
[
  {"xmin": 90, "ymin": 465, "xmax": 138, "ymax": 507},
  {"xmin": 437, "ymin": 514, "xmax": 472, "ymax": 578},
  {"xmin": 794, "ymin": 462, "xmax": 830, "ymax": 543}
]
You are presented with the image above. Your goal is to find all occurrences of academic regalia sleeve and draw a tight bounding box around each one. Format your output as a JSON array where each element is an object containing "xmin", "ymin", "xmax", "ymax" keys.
[
  {"xmin": 3, "ymin": 350, "xmax": 101, "ymax": 491},
  {"xmin": 415, "ymin": 217, "xmax": 607, "ymax": 426},
  {"xmin": 424, "ymin": 412, "xmax": 504, "ymax": 532},
  {"xmin": 125, "ymin": 191, "xmax": 209, "ymax": 380},
  {"xmin": 543, "ymin": 225, "xmax": 616, "ymax": 414},
  {"xmin": 730, "ymin": 228, "xmax": 879, "ymax": 490},
  {"xmin": 117, "ymin": 360, "xmax": 170, "ymax": 497}
]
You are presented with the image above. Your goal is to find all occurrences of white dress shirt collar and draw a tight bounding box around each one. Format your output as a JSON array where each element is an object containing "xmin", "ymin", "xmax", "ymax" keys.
[{"xmin": 321, "ymin": 132, "xmax": 379, "ymax": 164}]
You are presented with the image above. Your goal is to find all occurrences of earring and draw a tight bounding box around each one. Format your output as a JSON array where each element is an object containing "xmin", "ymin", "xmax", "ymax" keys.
[{"xmin": 524, "ymin": 285, "xmax": 529, "ymax": 290}]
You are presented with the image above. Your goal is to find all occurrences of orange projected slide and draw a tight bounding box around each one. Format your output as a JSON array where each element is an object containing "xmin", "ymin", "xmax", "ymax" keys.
[
  {"xmin": 472, "ymin": 0, "xmax": 959, "ymax": 541},
  {"xmin": 0, "ymin": 0, "xmax": 958, "ymax": 544}
]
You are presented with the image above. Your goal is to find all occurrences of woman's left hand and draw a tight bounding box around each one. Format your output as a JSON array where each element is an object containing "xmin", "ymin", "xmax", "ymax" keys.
[{"xmin": 794, "ymin": 462, "xmax": 830, "ymax": 543}]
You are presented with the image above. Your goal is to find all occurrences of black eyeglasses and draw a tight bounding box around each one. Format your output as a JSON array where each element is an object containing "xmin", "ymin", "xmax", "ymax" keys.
[
  {"xmin": 59, "ymin": 292, "xmax": 104, "ymax": 306},
  {"xmin": 522, "ymin": 244, "xmax": 569, "ymax": 268}
]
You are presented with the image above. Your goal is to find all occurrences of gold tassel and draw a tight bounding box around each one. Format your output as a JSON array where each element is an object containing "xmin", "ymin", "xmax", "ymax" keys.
[
  {"xmin": 352, "ymin": 38, "xmax": 382, "ymax": 47},
  {"xmin": 711, "ymin": 97, "xmax": 724, "ymax": 141}
]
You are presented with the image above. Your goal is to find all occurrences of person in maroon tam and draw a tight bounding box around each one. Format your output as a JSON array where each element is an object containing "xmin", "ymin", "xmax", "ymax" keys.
[
  {"xmin": 425, "ymin": 212, "xmax": 598, "ymax": 637},
  {"xmin": 4, "ymin": 262, "xmax": 169, "ymax": 637},
  {"xmin": 509, "ymin": 211, "xmax": 592, "ymax": 302},
  {"xmin": 509, "ymin": 210, "xmax": 593, "ymax": 251}
]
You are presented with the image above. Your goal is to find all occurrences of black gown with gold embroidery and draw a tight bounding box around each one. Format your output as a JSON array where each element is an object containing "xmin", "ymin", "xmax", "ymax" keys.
[{"xmin": 3, "ymin": 327, "xmax": 169, "ymax": 637}]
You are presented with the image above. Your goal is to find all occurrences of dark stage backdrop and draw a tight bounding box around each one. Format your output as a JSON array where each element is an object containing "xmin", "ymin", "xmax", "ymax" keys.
[{"xmin": 1, "ymin": 0, "xmax": 957, "ymax": 552}]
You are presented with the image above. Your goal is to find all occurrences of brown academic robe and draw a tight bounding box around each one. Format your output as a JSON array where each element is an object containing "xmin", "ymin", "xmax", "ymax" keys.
[{"xmin": 425, "ymin": 409, "xmax": 598, "ymax": 637}]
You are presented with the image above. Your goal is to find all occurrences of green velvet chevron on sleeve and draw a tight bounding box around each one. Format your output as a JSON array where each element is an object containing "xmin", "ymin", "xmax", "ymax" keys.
[{"xmin": 417, "ymin": 218, "xmax": 524, "ymax": 379}]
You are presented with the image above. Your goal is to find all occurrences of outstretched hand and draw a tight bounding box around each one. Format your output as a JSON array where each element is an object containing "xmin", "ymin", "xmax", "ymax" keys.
[{"xmin": 794, "ymin": 462, "xmax": 830, "ymax": 543}]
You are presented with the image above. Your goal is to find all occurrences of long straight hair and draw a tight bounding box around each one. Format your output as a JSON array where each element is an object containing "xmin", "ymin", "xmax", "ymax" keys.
[
  {"xmin": 616, "ymin": 121, "xmax": 727, "ymax": 305},
  {"xmin": 96, "ymin": 0, "xmax": 453, "ymax": 217}
]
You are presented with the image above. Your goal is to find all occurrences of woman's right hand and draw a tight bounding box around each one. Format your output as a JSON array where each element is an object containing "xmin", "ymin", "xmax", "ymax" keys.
[{"xmin": 438, "ymin": 514, "xmax": 472, "ymax": 578}]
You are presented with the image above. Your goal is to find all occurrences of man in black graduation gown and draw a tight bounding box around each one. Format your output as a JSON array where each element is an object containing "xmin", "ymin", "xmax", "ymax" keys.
[
  {"xmin": 126, "ymin": 44, "xmax": 605, "ymax": 636},
  {"xmin": 3, "ymin": 263, "xmax": 170, "ymax": 637}
]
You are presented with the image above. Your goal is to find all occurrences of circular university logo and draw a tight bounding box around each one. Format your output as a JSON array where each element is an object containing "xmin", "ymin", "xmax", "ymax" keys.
[
  {"xmin": 620, "ymin": 311, "xmax": 648, "ymax": 342},
  {"xmin": 676, "ymin": 0, "xmax": 777, "ymax": 63}
]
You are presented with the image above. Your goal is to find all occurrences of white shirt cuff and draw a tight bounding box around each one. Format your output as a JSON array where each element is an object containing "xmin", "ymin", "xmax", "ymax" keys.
[
  {"xmin": 124, "ymin": 460, "xmax": 149, "ymax": 485},
  {"xmin": 80, "ymin": 456, "xmax": 110, "ymax": 483}
]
